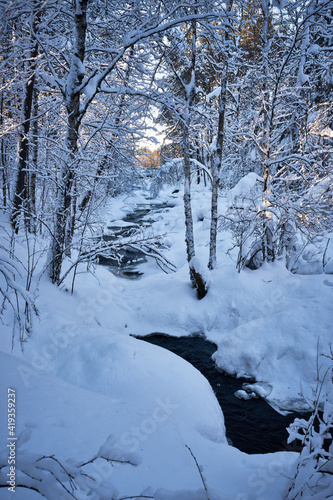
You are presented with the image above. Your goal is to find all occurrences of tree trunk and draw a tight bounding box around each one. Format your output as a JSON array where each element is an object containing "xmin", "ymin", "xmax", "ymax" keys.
[
  {"xmin": 49, "ymin": 0, "xmax": 88, "ymax": 284},
  {"xmin": 183, "ymin": 19, "xmax": 207, "ymax": 299},
  {"xmin": 260, "ymin": 0, "xmax": 274, "ymax": 263},
  {"xmin": 0, "ymin": 77, "xmax": 7, "ymax": 207},
  {"xmin": 208, "ymin": 0, "xmax": 232, "ymax": 271},
  {"xmin": 208, "ymin": 61, "xmax": 228, "ymax": 270},
  {"xmin": 28, "ymin": 88, "xmax": 38, "ymax": 233},
  {"xmin": 11, "ymin": 9, "xmax": 40, "ymax": 233},
  {"xmin": 183, "ymin": 137, "xmax": 195, "ymax": 265}
]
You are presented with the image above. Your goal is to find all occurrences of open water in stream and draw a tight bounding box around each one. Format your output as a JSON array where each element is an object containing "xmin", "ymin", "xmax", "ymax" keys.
[
  {"xmin": 99, "ymin": 201, "xmax": 310, "ymax": 455},
  {"xmin": 135, "ymin": 334, "xmax": 309, "ymax": 455}
]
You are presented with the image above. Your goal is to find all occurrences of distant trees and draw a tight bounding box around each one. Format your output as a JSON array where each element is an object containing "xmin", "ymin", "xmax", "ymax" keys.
[{"xmin": 137, "ymin": 148, "xmax": 161, "ymax": 169}]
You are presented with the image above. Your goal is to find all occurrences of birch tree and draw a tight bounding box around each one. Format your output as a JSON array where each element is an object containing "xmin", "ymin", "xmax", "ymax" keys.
[
  {"xmin": 155, "ymin": 12, "xmax": 214, "ymax": 298},
  {"xmin": 208, "ymin": 0, "xmax": 234, "ymax": 270}
]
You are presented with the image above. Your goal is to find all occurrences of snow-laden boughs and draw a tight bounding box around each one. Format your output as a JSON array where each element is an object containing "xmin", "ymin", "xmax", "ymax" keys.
[
  {"xmin": 222, "ymin": 169, "xmax": 333, "ymax": 273},
  {"xmin": 0, "ymin": 228, "xmax": 38, "ymax": 348},
  {"xmin": 211, "ymin": 0, "xmax": 333, "ymax": 272},
  {"xmin": 0, "ymin": 430, "xmax": 142, "ymax": 500},
  {"xmin": 286, "ymin": 350, "xmax": 333, "ymax": 500}
]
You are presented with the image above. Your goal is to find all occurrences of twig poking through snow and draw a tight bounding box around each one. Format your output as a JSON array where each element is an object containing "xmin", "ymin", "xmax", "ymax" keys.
[{"xmin": 185, "ymin": 445, "xmax": 210, "ymax": 500}]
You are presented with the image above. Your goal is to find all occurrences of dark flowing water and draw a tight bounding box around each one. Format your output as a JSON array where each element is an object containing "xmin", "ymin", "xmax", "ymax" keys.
[{"xmin": 136, "ymin": 333, "xmax": 309, "ymax": 455}]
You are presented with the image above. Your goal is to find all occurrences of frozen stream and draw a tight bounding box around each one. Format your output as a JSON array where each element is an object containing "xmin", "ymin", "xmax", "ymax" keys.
[{"xmin": 99, "ymin": 202, "xmax": 309, "ymax": 455}]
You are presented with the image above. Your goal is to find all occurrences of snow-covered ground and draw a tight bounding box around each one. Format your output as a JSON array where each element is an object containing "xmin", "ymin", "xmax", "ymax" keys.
[{"xmin": 0, "ymin": 180, "xmax": 332, "ymax": 499}]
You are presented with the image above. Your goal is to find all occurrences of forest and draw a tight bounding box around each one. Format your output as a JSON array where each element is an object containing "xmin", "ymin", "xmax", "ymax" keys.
[{"xmin": 0, "ymin": 0, "xmax": 332, "ymax": 499}]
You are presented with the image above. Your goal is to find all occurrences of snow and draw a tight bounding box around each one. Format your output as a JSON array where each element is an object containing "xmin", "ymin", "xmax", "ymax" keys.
[
  {"xmin": 82, "ymin": 73, "xmax": 101, "ymax": 99},
  {"xmin": 321, "ymin": 126, "xmax": 333, "ymax": 138},
  {"xmin": 296, "ymin": 68, "xmax": 309, "ymax": 87},
  {"xmin": 206, "ymin": 86, "xmax": 221, "ymax": 103},
  {"xmin": 0, "ymin": 328, "xmax": 295, "ymax": 500},
  {"xmin": 1, "ymin": 180, "xmax": 332, "ymax": 499},
  {"xmin": 235, "ymin": 383, "xmax": 273, "ymax": 401},
  {"xmin": 227, "ymin": 172, "xmax": 262, "ymax": 203}
]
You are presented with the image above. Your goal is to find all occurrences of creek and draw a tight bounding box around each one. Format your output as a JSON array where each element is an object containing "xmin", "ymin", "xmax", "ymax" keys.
[
  {"xmin": 136, "ymin": 334, "xmax": 308, "ymax": 454},
  {"xmin": 100, "ymin": 200, "xmax": 309, "ymax": 455}
]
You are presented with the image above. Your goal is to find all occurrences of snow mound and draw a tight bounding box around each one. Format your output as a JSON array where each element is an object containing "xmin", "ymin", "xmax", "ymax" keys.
[
  {"xmin": 227, "ymin": 172, "xmax": 262, "ymax": 203},
  {"xmin": 50, "ymin": 332, "xmax": 226, "ymax": 445}
]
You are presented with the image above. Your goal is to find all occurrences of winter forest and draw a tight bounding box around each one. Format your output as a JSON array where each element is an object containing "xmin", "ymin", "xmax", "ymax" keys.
[{"xmin": 0, "ymin": 0, "xmax": 333, "ymax": 499}]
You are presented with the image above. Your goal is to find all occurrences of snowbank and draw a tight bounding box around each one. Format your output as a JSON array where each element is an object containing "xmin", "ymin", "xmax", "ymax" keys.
[{"xmin": 0, "ymin": 347, "xmax": 296, "ymax": 499}]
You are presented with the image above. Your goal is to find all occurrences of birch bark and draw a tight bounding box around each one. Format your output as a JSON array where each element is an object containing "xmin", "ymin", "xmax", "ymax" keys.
[
  {"xmin": 183, "ymin": 19, "xmax": 207, "ymax": 299},
  {"xmin": 208, "ymin": 0, "xmax": 233, "ymax": 270}
]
